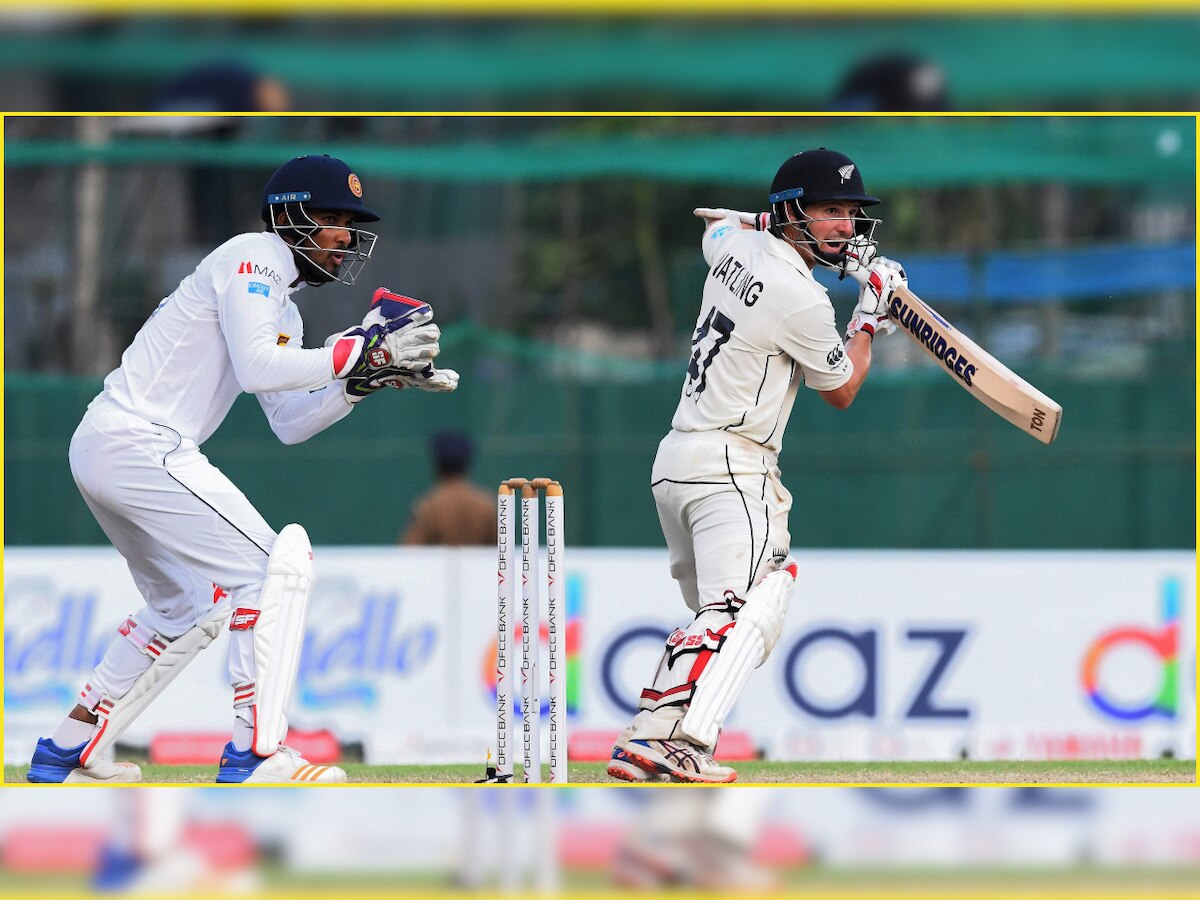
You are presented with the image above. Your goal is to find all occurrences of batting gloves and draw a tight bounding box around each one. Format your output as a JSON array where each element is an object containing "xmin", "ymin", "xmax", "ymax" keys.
[{"xmin": 846, "ymin": 257, "xmax": 906, "ymax": 341}]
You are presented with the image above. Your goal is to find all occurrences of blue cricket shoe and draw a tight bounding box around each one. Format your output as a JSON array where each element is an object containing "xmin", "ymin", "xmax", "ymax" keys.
[
  {"xmin": 216, "ymin": 741, "xmax": 347, "ymax": 784},
  {"xmin": 27, "ymin": 736, "xmax": 141, "ymax": 783}
]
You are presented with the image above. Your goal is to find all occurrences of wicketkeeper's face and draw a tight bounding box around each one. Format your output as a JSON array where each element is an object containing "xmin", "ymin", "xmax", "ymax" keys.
[{"xmin": 301, "ymin": 208, "xmax": 354, "ymax": 277}]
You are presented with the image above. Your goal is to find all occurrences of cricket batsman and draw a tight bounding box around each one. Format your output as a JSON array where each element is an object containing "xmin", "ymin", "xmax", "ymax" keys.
[
  {"xmin": 27, "ymin": 154, "xmax": 458, "ymax": 784},
  {"xmin": 609, "ymin": 149, "xmax": 908, "ymax": 782}
]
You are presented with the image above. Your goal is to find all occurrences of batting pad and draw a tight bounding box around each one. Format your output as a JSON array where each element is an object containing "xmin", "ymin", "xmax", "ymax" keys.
[
  {"xmin": 681, "ymin": 563, "xmax": 796, "ymax": 749},
  {"xmin": 252, "ymin": 523, "xmax": 314, "ymax": 757},
  {"xmin": 81, "ymin": 611, "xmax": 228, "ymax": 768}
]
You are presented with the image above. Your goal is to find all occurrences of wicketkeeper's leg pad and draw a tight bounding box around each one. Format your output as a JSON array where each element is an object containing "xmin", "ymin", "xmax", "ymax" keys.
[
  {"xmin": 242, "ymin": 523, "xmax": 314, "ymax": 757},
  {"xmin": 79, "ymin": 611, "xmax": 229, "ymax": 768},
  {"xmin": 679, "ymin": 560, "xmax": 797, "ymax": 748}
]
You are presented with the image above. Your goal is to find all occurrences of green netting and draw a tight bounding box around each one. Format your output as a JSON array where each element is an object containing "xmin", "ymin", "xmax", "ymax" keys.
[
  {"xmin": 1, "ymin": 17, "xmax": 1198, "ymax": 105},
  {"xmin": 6, "ymin": 338, "xmax": 1194, "ymax": 551},
  {"xmin": 5, "ymin": 118, "xmax": 1194, "ymax": 188}
]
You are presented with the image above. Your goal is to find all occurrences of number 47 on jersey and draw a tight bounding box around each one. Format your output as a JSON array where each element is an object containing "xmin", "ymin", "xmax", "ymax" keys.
[{"xmin": 685, "ymin": 306, "xmax": 735, "ymax": 398}]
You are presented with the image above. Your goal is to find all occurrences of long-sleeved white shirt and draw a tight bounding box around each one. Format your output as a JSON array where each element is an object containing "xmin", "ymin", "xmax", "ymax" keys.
[{"xmin": 97, "ymin": 231, "xmax": 352, "ymax": 445}]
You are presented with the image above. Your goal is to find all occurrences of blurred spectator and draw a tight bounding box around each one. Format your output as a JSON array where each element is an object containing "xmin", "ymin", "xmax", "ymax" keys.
[
  {"xmin": 155, "ymin": 60, "xmax": 290, "ymax": 119},
  {"xmin": 832, "ymin": 54, "xmax": 949, "ymax": 111},
  {"xmin": 105, "ymin": 61, "xmax": 293, "ymax": 244},
  {"xmin": 401, "ymin": 430, "xmax": 496, "ymax": 546},
  {"xmin": 145, "ymin": 61, "xmax": 291, "ymax": 244}
]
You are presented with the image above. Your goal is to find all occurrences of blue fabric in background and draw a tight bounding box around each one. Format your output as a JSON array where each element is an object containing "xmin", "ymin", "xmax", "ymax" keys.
[{"xmin": 817, "ymin": 241, "xmax": 1195, "ymax": 305}]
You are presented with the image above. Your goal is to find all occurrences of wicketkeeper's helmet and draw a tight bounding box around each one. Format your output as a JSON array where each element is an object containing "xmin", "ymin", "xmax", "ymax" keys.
[{"xmin": 261, "ymin": 154, "xmax": 380, "ymax": 286}]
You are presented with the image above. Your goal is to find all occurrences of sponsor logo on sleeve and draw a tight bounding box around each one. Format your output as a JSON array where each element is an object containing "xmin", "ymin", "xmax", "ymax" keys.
[
  {"xmin": 277, "ymin": 333, "xmax": 291, "ymax": 346},
  {"xmin": 827, "ymin": 344, "xmax": 845, "ymax": 367},
  {"xmin": 710, "ymin": 225, "xmax": 732, "ymax": 240},
  {"xmin": 247, "ymin": 281, "xmax": 271, "ymax": 297},
  {"xmin": 236, "ymin": 260, "xmax": 281, "ymax": 284}
]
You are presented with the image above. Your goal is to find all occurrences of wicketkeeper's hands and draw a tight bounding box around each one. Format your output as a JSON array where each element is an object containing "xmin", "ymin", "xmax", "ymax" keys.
[
  {"xmin": 384, "ymin": 366, "xmax": 461, "ymax": 393},
  {"xmin": 845, "ymin": 257, "xmax": 906, "ymax": 341},
  {"xmin": 693, "ymin": 208, "xmax": 771, "ymax": 231},
  {"xmin": 329, "ymin": 288, "xmax": 453, "ymax": 403}
]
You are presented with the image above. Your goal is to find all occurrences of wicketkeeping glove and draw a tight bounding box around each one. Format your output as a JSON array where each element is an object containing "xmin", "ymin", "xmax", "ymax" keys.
[
  {"xmin": 385, "ymin": 365, "xmax": 461, "ymax": 393},
  {"xmin": 329, "ymin": 289, "xmax": 445, "ymax": 403}
]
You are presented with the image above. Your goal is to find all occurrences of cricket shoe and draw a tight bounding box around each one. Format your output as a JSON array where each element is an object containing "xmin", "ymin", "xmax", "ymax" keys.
[
  {"xmin": 215, "ymin": 742, "xmax": 346, "ymax": 784},
  {"xmin": 614, "ymin": 735, "xmax": 737, "ymax": 784},
  {"xmin": 26, "ymin": 737, "xmax": 142, "ymax": 783},
  {"xmin": 606, "ymin": 746, "xmax": 670, "ymax": 784}
]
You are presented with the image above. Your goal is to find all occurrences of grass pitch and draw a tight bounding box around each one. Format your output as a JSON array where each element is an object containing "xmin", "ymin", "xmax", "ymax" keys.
[{"xmin": 6, "ymin": 759, "xmax": 1194, "ymax": 785}]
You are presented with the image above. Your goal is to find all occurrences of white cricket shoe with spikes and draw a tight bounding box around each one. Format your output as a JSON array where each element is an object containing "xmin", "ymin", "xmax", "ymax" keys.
[
  {"xmin": 613, "ymin": 732, "xmax": 737, "ymax": 784},
  {"xmin": 216, "ymin": 742, "xmax": 346, "ymax": 784}
]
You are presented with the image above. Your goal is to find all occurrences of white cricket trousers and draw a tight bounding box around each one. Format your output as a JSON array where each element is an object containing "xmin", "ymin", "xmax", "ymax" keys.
[
  {"xmin": 68, "ymin": 399, "xmax": 272, "ymax": 704},
  {"xmin": 625, "ymin": 429, "xmax": 794, "ymax": 741},
  {"xmin": 650, "ymin": 429, "xmax": 793, "ymax": 612}
]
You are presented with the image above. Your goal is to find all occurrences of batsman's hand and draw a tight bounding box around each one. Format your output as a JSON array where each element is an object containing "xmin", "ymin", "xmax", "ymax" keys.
[
  {"xmin": 845, "ymin": 257, "xmax": 906, "ymax": 341},
  {"xmin": 840, "ymin": 234, "xmax": 879, "ymax": 276},
  {"xmin": 693, "ymin": 208, "xmax": 771, "ymax": 231}
]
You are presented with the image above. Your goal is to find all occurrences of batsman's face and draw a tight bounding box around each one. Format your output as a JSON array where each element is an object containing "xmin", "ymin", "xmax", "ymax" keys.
[{"xmin": 801, "ymin": 201, "xmax": 860, "ymax": 255}]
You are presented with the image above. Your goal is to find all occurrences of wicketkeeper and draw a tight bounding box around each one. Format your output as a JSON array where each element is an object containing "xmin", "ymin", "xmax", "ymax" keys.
[
  {"xmin": 609, "ymin": 149, "xmax": 908, "ymax": 783},
  {"xmin": 28, "ymin": 154, "xmax": 458, "ymax": 784}
]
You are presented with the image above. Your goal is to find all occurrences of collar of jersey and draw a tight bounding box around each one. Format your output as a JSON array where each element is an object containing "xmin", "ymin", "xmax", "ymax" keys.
[
  {"xmin": 761, "ymin": 229, "xmax": 818, "ymax": 281},
  {"xmin": 265, "ymin": 232, "xmax": 304, "ymax": 290}
]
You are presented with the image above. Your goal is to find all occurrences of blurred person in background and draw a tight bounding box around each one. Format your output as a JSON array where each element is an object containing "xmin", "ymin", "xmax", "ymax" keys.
[
  {"xmin": 401, "ymin": 430, "xmax": 496, "ymax": 546},
  {"xmin": 608, "ymin": 149, "xmax": 907, "ymax": 783},
  {"xmin": 26, "ymin": 153, "xmax": 458, "ymax": 784},
  {"xmin": 152, "ymin": 60, "xmax": 291, "ymax": 119},
  {"xmin": 110, "ymin": 62, "xmax": 294, "ymax": 243},
  {"xmin": 831, "ymin": 54, "xmax": 949, "ymax": 111},
  {"xmin": 150, "ymin": 60, "xmax": 292, "ymax": 245}
]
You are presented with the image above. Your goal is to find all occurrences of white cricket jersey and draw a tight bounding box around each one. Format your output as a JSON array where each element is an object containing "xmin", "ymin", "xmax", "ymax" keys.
[
  {"xmin": 98, "ymin": 232, "xmax": 345, "ymax": 445},
  {"xmin": 669, "ymin": 216, "xmax": 852, "ymax": 455}
]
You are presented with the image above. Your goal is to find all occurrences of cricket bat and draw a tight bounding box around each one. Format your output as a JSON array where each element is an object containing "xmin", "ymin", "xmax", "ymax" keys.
[
  {"xmin": 871, "ymin": 281, "xmax": 1063, "ymax": 445},
  {"xmin": 701, "ymin": 208, "xmax": 1063, "ymax": 444}
]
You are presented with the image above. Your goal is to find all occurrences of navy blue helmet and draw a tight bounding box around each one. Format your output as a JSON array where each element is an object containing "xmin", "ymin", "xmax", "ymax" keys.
[
  {"xmin": 262, "ymin": 154, "xmax": 380, "ymax": 286},
  {"xmin": 767, "ymin": 148, "xmax": 882, "ymax": 271}
]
